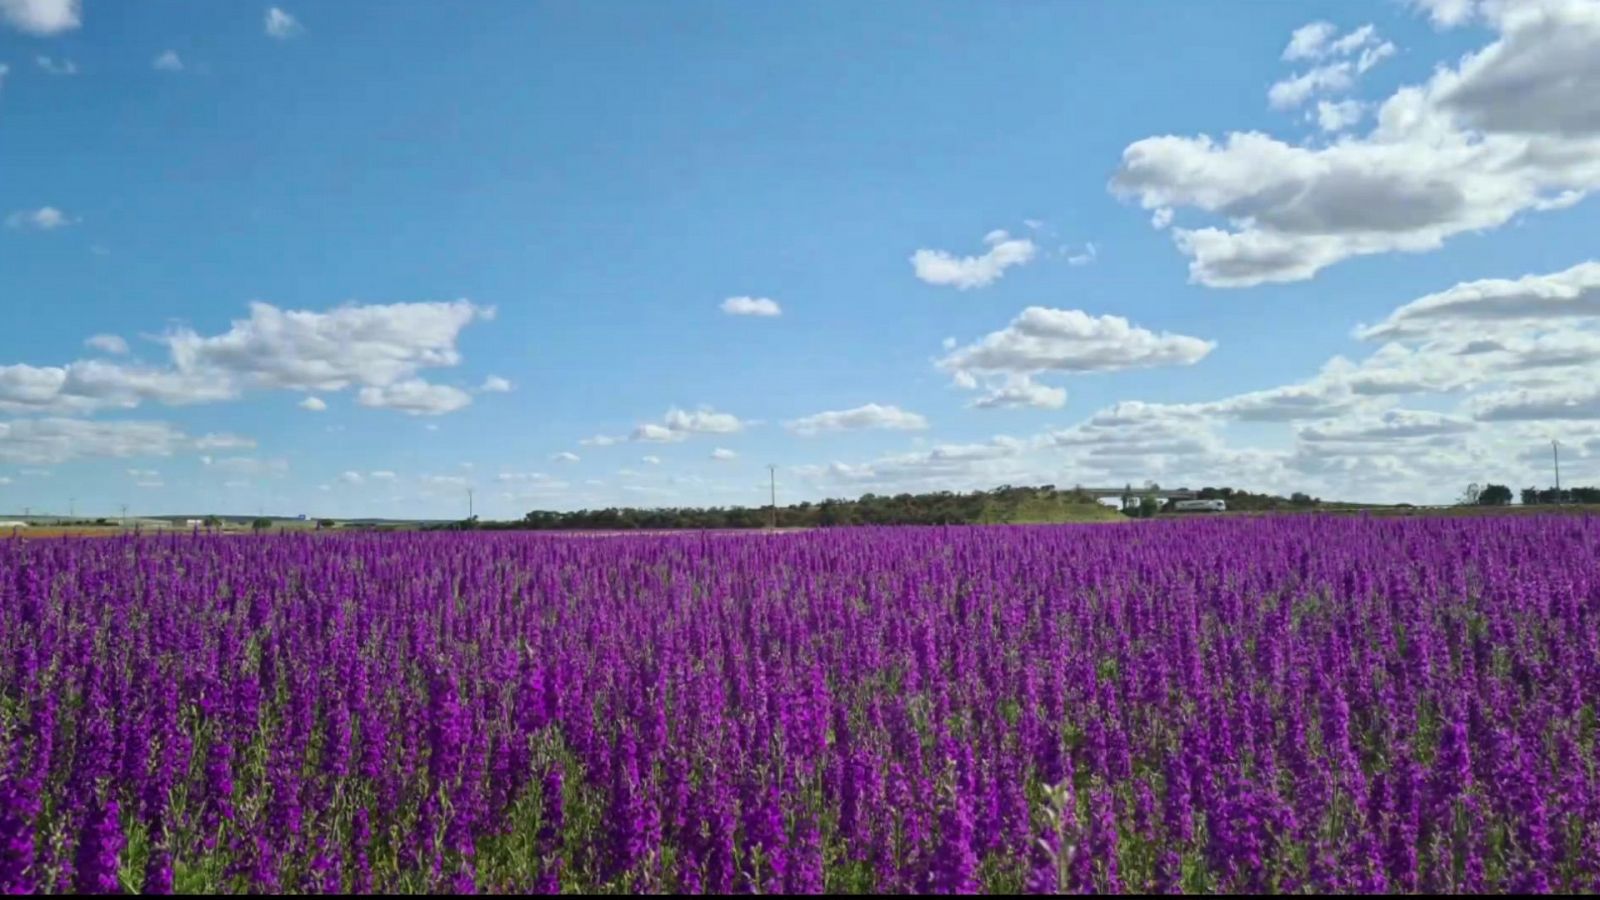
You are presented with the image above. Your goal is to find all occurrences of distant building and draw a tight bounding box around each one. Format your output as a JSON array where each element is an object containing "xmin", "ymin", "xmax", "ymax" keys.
[
  {"xmin": 1172, "ymin": 499, "xmax": 1226, "ymax": 513},
  {"xmin": 0, "ymin": 521, "xmax": 28, "ymax": 529},
  {"xmin": 185, "ymin": 519, "xmax": 204, "ymax": 528}
]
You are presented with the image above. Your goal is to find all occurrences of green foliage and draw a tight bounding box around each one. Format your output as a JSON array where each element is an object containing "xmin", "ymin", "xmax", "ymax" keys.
[
  {"xmin": 250, "ymin": 517, "xmax": 272, "ymax": 533},
  {"xmin": 476, "ymin": 485, "xmax": 1121, "ymax": 531},
  {"xmin": 1476, "ymin": 484, "xmax": 1513, "ymax": 506}
]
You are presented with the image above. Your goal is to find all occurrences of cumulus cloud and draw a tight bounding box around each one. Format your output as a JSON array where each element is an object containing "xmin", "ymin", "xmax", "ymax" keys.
[
  {"xmin": 1283, "ymin": 21, "xmax": 1339, "ymax": 61},
  {"xmin": 356, "ymin": 379, "xmax": 472, "ymax": 416},
  {"xmin": 0, "ymin": 0, "xmax": 80, "ymax": 35},
  {"xmin": 1269, "ymin": 23, "xmax": 1393, "ymax": 110},
  {"xmin": 6, "ymin": 207, "xmax": 71, "ymax": 230},
  {"xmin": 84, "ymin": 334, "xmax": 129, "ymax": 355},
  {"xmin": 794, "ymin": 436, "xmax": 1033, "ymax": 494},
  {"xmin": 551, "ymin": 451, "xmax": 579, "ymax": 463},
  {"xmin": 969, "ymin": 374, "xmax": 1068, "ymax": 410},
  {"xmin": 152, "ymin": 51, "xmax": 184, "ymax": 72},
  {"xmin": 580, "ymin": 434, "xmax": 621, "ymax": 447},
  {"xmin": 940, "ymin": 307, "xmax": 1215, "ymax": 377},
  {"xmin": 786, "ymin": 403, "xmax": 929, "ymax": 436},
  {"xmin": 642, "ymin": 455, "xmax": 661, "ymax": 465},
  {"xmin": 632, "ymin": 407, "xmax": 745, "ymax": 442},
  {"xmin": 721, "ymin": 296, "xmax": 782, "ymax": 317},
  {"xmin": 1, "ymin": 300, "xmax": 492, "ymax": 416},
  {"xmin": 1113, "ymin": 2, "xmax": 1600, "ymax": 287},
  {"xmin": 0, "ymin": 418, "xmax": 188, "ymax": 465},
  {"xmin": 1472, "ymin": 384, "xmax": 1600, "ymax": 421},
  {"xmin": 168, "ymin": 300, "xmax": 490, "ymax": 392},
  {"xmin": 265, "ymin": 7, "xmax": 302, "ymax": 39},
  {"xmin": 911, "ymin": 230, "xmax": 1037, "ymax": 289},
  {"xmin": 1413, "ymin": 0, "xmax": 1477, "ymax": 28},
  {"xmin": 479, "ymin": 375, "xmax": 512, "ymax": 393},
  {"xmin": 1358, "ymin": 261, "xmax": 1600, "ymax": 340},
  {"xmin": 1269, "ymin": 63, "xmax": 1358, "ymax": 110},
  {"xmin": 299, "ymin": 396, "xmax": 327, "ymax": 412},
  {"xmin": 338, "ymin": 471, "xmax": 364, "ymax": 485},
  {"xmin": 1298, "ymin": 408, "xmax": 1477, "ymax": 442},
  {"xmin": 1316, "ymin": 99, "xmax": 1367, "ymax": 132},
  {"xmin": 710, "ymin": 448, "xmax": 738, "ymax": 461}
]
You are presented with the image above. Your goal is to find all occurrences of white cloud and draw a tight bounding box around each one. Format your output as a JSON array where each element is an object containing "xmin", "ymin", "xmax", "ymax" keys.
[
  {"xmin": 299, "ymin": 395, "xmax": 327, "ymax": 412},
  {"xmin": 153, "ymin": 51, "xmax": 184, "ymax": 72},
  {"xmin": 167, "ymin": 299, "xmax": 490, "ymax": 392},
  {"xmin": 910, "ymin": 230, "xmax": 1038, "ymax": 289},
  {"xmin": 6, "ymin": 207, "xmax": 71, "ymax": 230},
  {"xmin": 0, "ymin": 418, "xmax": 189, "ymax": 465},
  {"xmin": 1298, "ymin": 408, "xmax": 1477, "ymax": 442},
  {"xmin": 0, "ymin": 0, "xmax": 80, "ymax": 35},
  {"xmin": 969, "ymin": 374, "xmax": 1068, "ymax": 410},
  {"xmin": 1269, "ymin": 23, "xmax": 1393, "ymax": 110},
  {"xmin": 632, "ymin": 406, "xmax": 745, "ymax": 442},
  {"xmin": 1472, "ymin": 384, "xmax": 1600, "ymax": 421},
  {"xmin": 0, "ymin": 299, "xmax": 496, "ymax": 416},
  {"xmin": 419, "ymin": 474, "xmax": 469, "ymax": 489},
  {"xmin": 202, "ymin": 456, "xmax": 288, "ymax": 477},
  {"xmin": 710, "ymin": 448, "xmax": 738, "ymax": 461},
  {"xmin": 939, "ymin": 307, "xmax": 1215, "ymax": 377},
  {"xmin": 642, "ymin": 455, "xmax": 661, "ymax": 465},
  {"xmin": 1413, "ymin": 0, "xmax": 1477, "ymax": 28},
  {"xmin": 496, "ymin": 471, "xmax": 554, "ymax": 484},
  {"xmin": 370, "ymin": 470, "xmax": 396, "ymax": 481},
  {"xmin": 126, "ymin": 468, "xmax": 160, "ymax": 480},
  {"xmin": 794, "ymin": 436, "xmax": 1032, "ymax": 494},
  {"xmin": 786, "ymin": 403, "xmax": 929, "ymax": 436},
  {"xmin": 1114, "ymin": 2, "xmax": 1600, "ymax": 287},
  {"xmin": 552, "ymin": 451, "xmax": 580, "ymax": 463},
  {"xmin": 194, "ymin": 433, "xmax": 256, "ymax": 451},
  {"xmin": 0, "ymin": 64, "xmax": 8, "ymax": 93},
  {"xmin": 356, "ymin": 379, "xmax": 472, "ymax": 416},
  {"xmin": 1269, "ymin": 62, "xmax": 1356, "ymax": 110},
  {"xmin": 264, "ymin": 7, "xmax": 302, "ymax": 39},
  {"xmin": 580, "ymin": 434, "xmax": 621, "ymax": 447},
  {"xmin": 1283, "ymin": 21, "xmax": 1339, "ymax": 61},
  {"xmin": 479, "ymin": 375, "xmax": 512, "ymax": 393},
  {"xmin": 84, "ymin": 334, "xmax": 129, "ymax": 355},
  {"xmin": 35, "ymin": 55, "xmax": 76, "ymax": 75},
  {"xmin": 721, "ymin": 296, "xmax": 782, "ymax": 317},
  {"xmin": 1315, "ymin": 99, "xmax": 1367, "ymax": 132},
  {"xmin": 1065, "ymin": 243, "xmax": 1098, "ymax": 266},
  {"xmin": 338, "ymin": 471, "xmax": 364, "ymax": 485},
  {"xmin": 1358, "ymin": 261, "xmax": 1600, "ymax": 340}
]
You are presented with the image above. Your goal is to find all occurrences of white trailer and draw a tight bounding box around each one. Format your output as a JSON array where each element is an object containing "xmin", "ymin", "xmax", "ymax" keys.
[{"xmin": 1172, "ymin": 499, "xmax": 1227, "ymax": 512}]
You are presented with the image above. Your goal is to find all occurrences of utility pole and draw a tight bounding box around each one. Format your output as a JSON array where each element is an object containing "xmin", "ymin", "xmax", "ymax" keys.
[
  {"xmin": 767, "ymin": 464, "xmax": 777, "ymax": 530},
  {"xmin": 120, "ymin": 504, "xmax": 128, "ymax": 529},
  {"xmin": 1554, "ymin": 440, "xmax": 1562, "ymax": 502},
  {"xmin": 467, "ymin": 488, "xmax": 474, "ymax": 520},
  {"xmin": 69, "ymin": 497, "xmax": 75, "ymax": 520}
]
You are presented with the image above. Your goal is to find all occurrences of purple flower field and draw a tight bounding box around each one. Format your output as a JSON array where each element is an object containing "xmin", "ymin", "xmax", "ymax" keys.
[{"xmin": 2, "ymin": 516, "xmax": 1599, "ymax": 893}]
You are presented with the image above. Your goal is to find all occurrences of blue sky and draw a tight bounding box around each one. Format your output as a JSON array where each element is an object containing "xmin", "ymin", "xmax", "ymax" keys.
[{"xmin": 4, "ymin": 0, "xmax": 1600, "ymax": 518}]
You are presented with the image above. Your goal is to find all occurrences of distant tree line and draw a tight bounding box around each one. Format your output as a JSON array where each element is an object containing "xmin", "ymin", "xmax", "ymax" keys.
[
  {"xmin": 428, "ymin": 485, "xmax": 1116, "ymax": 531},
  {"xmin": 421, "ymin": 483, "xmax": 1338, "ymax": 531},
  {"xmin": 1458, "ymin": 483, "xmax": 1600, "ymax": 506}
]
